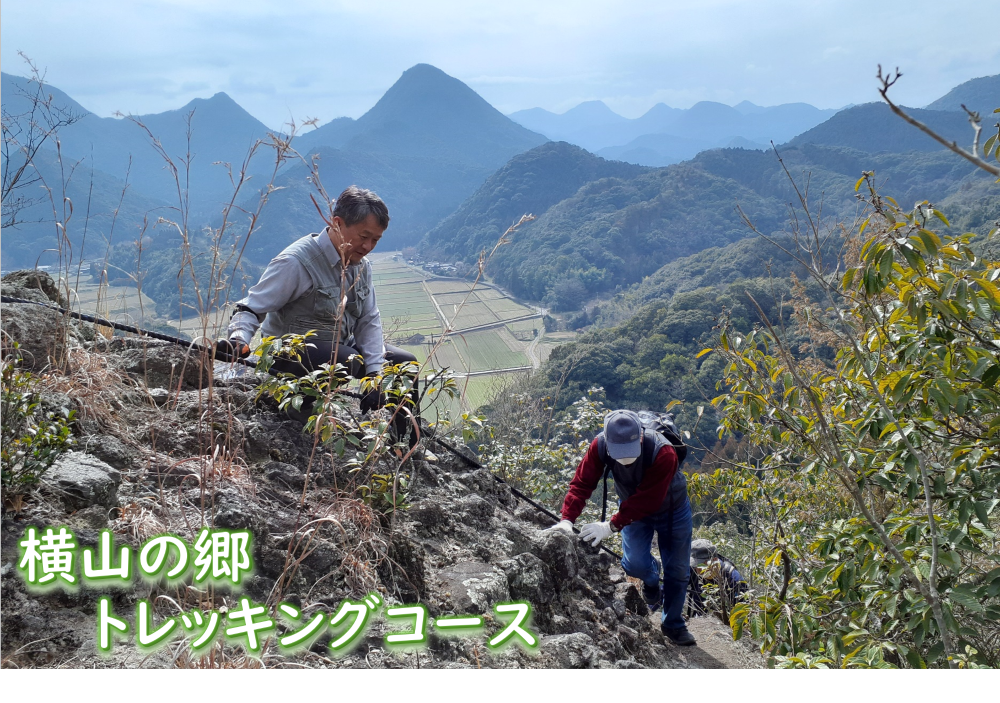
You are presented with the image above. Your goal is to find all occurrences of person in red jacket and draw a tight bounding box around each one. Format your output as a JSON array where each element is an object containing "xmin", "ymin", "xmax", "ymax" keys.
[{"xmin": 547, "ymin": 409, "xmax": 695, "ymax": 646}]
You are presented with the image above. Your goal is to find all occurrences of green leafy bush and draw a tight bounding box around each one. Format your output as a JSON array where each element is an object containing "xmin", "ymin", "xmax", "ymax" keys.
[
  {"xmin": 705, "ymin": 179, "xmax": 1000, "ymax": 668},
  {"xmin": 1, "ymin": 351, "xmax": 75, "ymax": 499},
  {"xmin": 253, "ymin": 331, "xmax": 465, "ymax": 516}
]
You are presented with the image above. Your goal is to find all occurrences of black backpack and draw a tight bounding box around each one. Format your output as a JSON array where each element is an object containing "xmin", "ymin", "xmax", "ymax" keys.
[{"xmin": 599, "ymin": 411, "xmax": 688, "ymax": 522}]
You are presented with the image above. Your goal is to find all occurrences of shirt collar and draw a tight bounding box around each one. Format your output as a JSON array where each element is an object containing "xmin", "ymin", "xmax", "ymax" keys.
[{"xmin": 318, "ymin": 227, "xmax": 359, "ymax": 271}]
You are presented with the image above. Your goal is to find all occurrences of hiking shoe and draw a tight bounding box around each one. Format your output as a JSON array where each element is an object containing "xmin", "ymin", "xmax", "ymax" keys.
[
  {"xmin": 642, "ymin": 581, "xmax": 662, "ymax": 610},
  {"xmin": 661, "ymin": 625, "xmax": 696, "ymax": 647}
]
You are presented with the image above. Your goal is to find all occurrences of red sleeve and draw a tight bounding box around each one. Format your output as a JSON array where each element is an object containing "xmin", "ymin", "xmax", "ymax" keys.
[
  {"xmin": 560, "ymin": 438, "xmax": 606, "ymax": 523},
  {"xmin": 610, "ymin": 444, "xmax": 677, "ymax": 531}
]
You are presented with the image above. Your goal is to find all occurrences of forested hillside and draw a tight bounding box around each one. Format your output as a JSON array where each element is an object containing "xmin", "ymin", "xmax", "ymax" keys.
[
  {"xmin": 421, "ymin": 142, "xmax": 647, "ymax": 262},
  {"xmin": 424, "ymin": 140, "xmax": 984, "ymax": 313}
]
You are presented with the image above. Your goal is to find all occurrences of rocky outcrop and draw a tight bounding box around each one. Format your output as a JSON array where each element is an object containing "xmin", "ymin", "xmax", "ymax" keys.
[
  {"xmin": 43, "ymin": 451, "xmax": 121, "ymax": 511},
  {"xmin": 0, "ymin": 338, "xmax": 750, "ymax": 669},
  {"xmin": 1, "ymin": 270, "xmax": 93, "ymax": 370},
  {"xmin": 106, "ymin": 338, "xmax": 212, "ymax": 391}
]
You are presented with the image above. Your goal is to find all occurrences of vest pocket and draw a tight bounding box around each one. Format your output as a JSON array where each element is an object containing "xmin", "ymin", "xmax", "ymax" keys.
[{"xmin": 314, "ymin": 287, "xmax": 342, "ymax": 323}]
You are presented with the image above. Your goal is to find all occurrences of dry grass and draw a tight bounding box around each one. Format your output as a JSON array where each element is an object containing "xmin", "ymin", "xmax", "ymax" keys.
[{"xmin": 41, "ymin": 346, "xmax": 141, "ymax": 435}]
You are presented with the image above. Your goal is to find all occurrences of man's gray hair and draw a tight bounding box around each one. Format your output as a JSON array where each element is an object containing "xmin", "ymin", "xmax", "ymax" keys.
[{"xmin": 332, "ymin": 185, "xmax": 390, "ymax": 230}]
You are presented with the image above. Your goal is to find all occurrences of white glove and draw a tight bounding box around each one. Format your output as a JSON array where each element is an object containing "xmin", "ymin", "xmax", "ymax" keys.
[
  {"xmin": 579, "ymin": 521, "xmax": 614, "ymax": 547},
  {"xmin": 545, "ymin": 519, "xmax": 574, "ymax": 534}
]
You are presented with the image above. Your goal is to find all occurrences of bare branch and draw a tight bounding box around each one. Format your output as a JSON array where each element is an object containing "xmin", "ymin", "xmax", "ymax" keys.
[{"xmin": 877, "ymin": 65, "xmax": 1000, "ymax": 176}]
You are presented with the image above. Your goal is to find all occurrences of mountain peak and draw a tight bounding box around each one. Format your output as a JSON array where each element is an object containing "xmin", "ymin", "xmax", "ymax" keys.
[{"xmin": 562, "ymin": 100, "xmax": 626, "ymax": 123}]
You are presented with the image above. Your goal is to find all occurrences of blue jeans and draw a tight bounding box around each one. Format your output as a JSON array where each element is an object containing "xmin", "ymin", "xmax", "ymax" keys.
[{"xmin": 620, "ymin": 499, "xmax": 692, "ymax": 630}]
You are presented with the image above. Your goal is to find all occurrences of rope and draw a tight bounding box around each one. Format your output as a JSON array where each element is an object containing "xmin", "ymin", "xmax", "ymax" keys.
[{"xmin": 1, "ymin": 294, "xmax": 620, "ymax": 557}]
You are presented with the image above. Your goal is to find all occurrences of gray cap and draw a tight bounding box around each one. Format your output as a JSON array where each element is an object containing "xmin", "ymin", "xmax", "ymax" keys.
[
  {"xmin": 604, "ymin": 410, "xmax": 642, "ymax": 460},
  {"xmin": 691, "ymin": 539, "xmax": 717, "ymax": 565}
]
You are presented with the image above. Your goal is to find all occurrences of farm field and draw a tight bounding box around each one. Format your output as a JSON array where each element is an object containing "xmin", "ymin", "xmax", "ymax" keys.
[{"xmin": 368, "ymin": 253, "xmax": 557, "ymax": 413}]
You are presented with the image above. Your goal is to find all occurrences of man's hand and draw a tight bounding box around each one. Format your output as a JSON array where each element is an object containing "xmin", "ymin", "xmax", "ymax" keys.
[
  {"xmin": 545, "ymin": 519, "xmax": 574, "ymax": 534},
  {"xmin": 214, "ymin": 338, "xmax": 250, "ymax": 360},
  {"xmin": 360, "ymin": 380, "xmax": 386, "ymax": 414},
  {"xmin": 579, "ymin": 521, "xmax": 614, "ymax": 547}
]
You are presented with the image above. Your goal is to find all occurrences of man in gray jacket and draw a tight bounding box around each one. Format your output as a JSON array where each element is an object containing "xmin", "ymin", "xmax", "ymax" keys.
[{"xmin": 219, "ymin": 186, "xmax": 418, "ymax": 433}]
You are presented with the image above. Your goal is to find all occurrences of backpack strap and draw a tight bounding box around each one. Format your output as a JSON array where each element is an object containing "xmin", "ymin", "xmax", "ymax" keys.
[{"xmin": 597, "ymin": 435, "xmax": 612, "ymax": 522}]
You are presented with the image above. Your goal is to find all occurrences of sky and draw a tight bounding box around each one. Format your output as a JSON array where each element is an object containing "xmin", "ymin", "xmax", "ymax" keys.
[{"xmin": 2, "ymin": 0, "xmax": 999, "ymax": 130}]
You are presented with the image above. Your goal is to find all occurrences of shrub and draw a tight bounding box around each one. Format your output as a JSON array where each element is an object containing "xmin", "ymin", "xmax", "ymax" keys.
[{"xmin": 1, "ymin": 350, "xmax": 75, "ymax": 501}]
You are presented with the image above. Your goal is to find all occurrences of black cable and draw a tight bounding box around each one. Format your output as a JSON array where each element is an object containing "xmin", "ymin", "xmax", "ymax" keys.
[
  {"xmin": 429, "ymin": 433, "xmax": 623, "ymax": 560},
  {"xmin": 1, "ymin": 295, "xmax": 254, "ymax": 365}
]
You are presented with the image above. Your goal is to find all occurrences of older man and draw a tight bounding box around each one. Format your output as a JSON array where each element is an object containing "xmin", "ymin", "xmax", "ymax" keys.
[{"xmin": 219, "ymin": 185, "xmax": 418, "ymax": 432}]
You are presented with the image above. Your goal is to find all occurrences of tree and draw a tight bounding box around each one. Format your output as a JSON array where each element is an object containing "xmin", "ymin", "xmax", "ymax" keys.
[{"xmin": 701, "ymin": 138, "xmax": 1000, "ymax": 666}]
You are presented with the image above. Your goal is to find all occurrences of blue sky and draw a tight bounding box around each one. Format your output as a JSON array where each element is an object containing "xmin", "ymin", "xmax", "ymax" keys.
[{"xmin": 2, "ymin": 0, "xmax": 998, "ymax": 130}]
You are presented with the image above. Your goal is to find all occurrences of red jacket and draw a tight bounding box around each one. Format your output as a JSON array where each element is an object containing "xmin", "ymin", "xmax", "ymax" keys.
[{"xmin": 560, "ymin": 437, "xmax": 678, "ymax": 531}]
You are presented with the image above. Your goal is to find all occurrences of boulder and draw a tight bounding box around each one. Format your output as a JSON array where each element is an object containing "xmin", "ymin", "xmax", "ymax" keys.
[
  {"xmin": 437, "ymin": 560, "xmax": 510, "ymax": 614},
  {"xmin": 263, "ymin": 461, "xmax": 305, "ymax": 491},
  {"xmin": 1, "ymin": 271, "xmax": 94, "ymax": 370},
  {"xmin": 78, "ymin": 434, "xmax": 135, "ymax": 470},
  {"xmin": 43, "ymin": 451, "xmax": 121, "ymax": 511},
  {"xmin": 1, "ymin": 270, "xmax": 68, "ymax": 307},
  {"xmin": 534, "ymin": 529, "xmax": 579, "ymax": 581},
  {"xmin": 108, "ymin": 339, "xmax": 211, "ymax": 391},
  {"xmin": 496, "ymin": 552, "xmax": 555, "ymax": 605},
  {"xmin": 1, "ymin": 302, "xmax": 70, "ymax": 371},
  {"xmin": 539, "ymin": 632, "xmax": 601, "ymax": 668}
]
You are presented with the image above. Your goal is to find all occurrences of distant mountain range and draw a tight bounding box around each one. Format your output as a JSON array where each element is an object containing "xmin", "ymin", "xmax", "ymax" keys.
[
  {"xmin": 1, "ymin": 72, "xmax": 274, "ymax": 218},
  {"xmin": 2, "ymin": 63, "xmax": 996, "ymax": 295},
  {"xmin": 506, "ymin": 74, "xmax": 998, "ymax": 168},
  {"xmin": 509, "ymin": 99, "xmax": 840, "ymax": 166},
  {"xmin": 1, "ymin": 64, "xmax": 545, "ymax": 267},
  {"xmin": 425, "ymin": 70, "xmax": 998, "ymax": 309}
]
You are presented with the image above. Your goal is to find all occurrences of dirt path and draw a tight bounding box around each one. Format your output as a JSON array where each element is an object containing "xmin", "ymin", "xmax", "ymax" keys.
[{"xmin": 647, "ymin": 613, "xmax": 763, "ymax": 668}]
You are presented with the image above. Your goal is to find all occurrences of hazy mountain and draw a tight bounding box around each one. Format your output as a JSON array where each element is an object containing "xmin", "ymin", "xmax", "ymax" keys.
[
  {"xmin": 422, "ymin": 141, "xmax": 647, "ymax": 260},
  {"xmin": 237, "ymin": 145, "xmax": 495, "ymax": 264},
  {"xmin": 297, "ymin": 64, "xmax": 545, "ymax": 167},
  {"xmin": 425, "ymin": 131, "xmax": 987, "ymax": 311},
  {"xmin": 0, "ymin": 147, "xmax": 170, "ymax": 270},
  {"xmin": 925, "ymin": 74, "xmax": 1000, "ymax": 116},
  {"xmin": 2, "ymin": 72, "xmax": 276, "ymax": 221},
  {"xmin": 510, "ymin": 97, "xmax": 838, "ymax": 165},
  {"xmin": 788, "ymin": 102, "xmax": 972, "ymax": 153},
  {"xmin": 3, "ymin": 65, "xmax": 547, "ymax": 267},
  {"xmin": 597, "ymin": 133, "xmax": 714, "ymax": 167},
  {"xmin": 243, "ymin": 64, "xmax": 549, "ymax": 257}
]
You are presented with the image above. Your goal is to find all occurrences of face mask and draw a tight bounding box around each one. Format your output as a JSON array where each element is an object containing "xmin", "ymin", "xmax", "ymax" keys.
[{"xmin": 617, "ymin": 456, "xmax": 637, "ymax": 465}]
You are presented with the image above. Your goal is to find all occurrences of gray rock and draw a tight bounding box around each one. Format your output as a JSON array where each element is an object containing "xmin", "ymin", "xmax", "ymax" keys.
[
  {"xmin": 1, "ymin": 302, "xmax": 71, "ymax": 371},
  {"xmin": 539, "ymin": 632, "xmax": 600, "ymax": 668},
  {"xmin": 615, "ymin": 582, "xmax": 649, "ymax": 616},
  {"xmin": 66, "ymin": 505, "xmax": 111, "ymax": 530},
  {"xmin": 263, "ymin": 461, "xmax": 305, "ymax": 491},
  {"xmin": 458, "ymin": 494, "xmax": 494, "ymax": 522},
  {"xmin": 44, "ymin": 451, "xmax": 121, "ymax": 510},
  {"xmin": 148, "ymin": 388, "xmax": 171, "ymax": 406},
  {"xmin": 497, "ymin": 552, "xmax": 555, "ymax": 604},
  {"xmin": 79, "ymin": 434, "xmax": 135, "ymax": 470},
  {"xmin": 1, "ymin": 271, "xmax": 94, "ymax": 370},
  {"xmin": 147, "ymin": 459, "xmax": 202, "ymax": 488},
  {"xmin": 437, "ymin": 561, "xmax": 510, "ymax": 614},
  {"xmin": 534, "ymin": 529, "xmax": 579, "ymax": 581},
  {"xmin": 110, "ymin": 341, "xmax": 212, "ymax": 391},
  {"xmin": 1, "ymin": 270, "xmax": 68, "ymax": 307}
]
